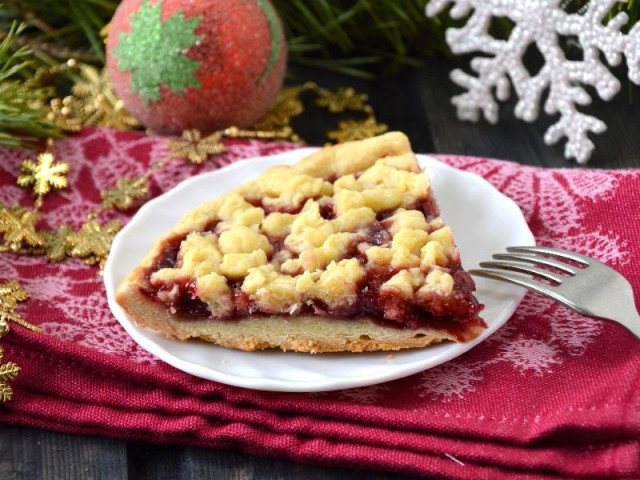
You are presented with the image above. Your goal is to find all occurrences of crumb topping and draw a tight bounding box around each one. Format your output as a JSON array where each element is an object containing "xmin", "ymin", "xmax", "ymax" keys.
[{"xmin": 143, "ymin": 132, "xmax": 477, "ymax": 326}]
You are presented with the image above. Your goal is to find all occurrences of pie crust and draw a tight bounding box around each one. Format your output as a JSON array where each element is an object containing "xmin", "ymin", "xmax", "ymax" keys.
[{"xmin": 116, "ymin": 132, "xmax": 485, "ymax": 352}]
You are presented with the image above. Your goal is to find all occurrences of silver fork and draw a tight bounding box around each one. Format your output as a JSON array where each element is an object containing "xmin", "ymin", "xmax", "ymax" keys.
[{"xmin": 469, "ymin": 246, "xmax": 640, "ymax": 340}]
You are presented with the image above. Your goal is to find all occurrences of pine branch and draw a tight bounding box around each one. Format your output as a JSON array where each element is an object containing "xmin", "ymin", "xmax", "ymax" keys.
[
  {"xmin": 1, "ymin": 0, "xmax": 117, "ymax": 64},
  {"xmin": 0, "ymin": 20, "xmax": 60, "ymax": 149},
  {"xmin": 272, "ymin": 0, "xmax": 456, "ymax": 77}
]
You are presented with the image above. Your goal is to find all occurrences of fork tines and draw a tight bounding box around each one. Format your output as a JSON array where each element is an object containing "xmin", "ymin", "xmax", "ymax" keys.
[
  {"xmin": 505, "ymin": 246, "xmax": 591, "ymax": 266},
  {"xmin": 470, "ymin": 246, "xmax": 640, "ymax": 340},
  {"xmin": 469, "ymin": 246, "xmax": 587, "ymax": 293}
]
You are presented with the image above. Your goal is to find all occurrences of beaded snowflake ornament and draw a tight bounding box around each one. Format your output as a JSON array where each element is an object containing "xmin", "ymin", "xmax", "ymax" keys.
[{"xmin": 427, "ymin": 0, "xmax": 640, "ymax": 163}]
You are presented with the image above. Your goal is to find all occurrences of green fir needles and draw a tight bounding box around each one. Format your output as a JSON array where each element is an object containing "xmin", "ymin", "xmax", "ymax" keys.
[{"xmin": 0, "ymin": 21, "xmax": 59, "ymax": 149}]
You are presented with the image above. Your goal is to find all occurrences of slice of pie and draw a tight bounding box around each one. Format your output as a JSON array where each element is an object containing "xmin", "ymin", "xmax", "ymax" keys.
[{"xmin": 116, "ymin": 132, "xmax": 485, "ymax": 352}]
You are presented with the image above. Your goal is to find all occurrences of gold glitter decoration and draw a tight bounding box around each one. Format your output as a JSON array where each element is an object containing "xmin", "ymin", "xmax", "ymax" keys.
[
  {"xmin": 0, "ymin": 280, "xmax": 39, "ymax": 403},
  {"xmin": 316, "ymin": 87, "xmax": 368, "ymax": 113},
  {"xmin": 0, "ymin": 280, "xmax": 30, "ymax": 325},
  {"xmin": 327, "ymin": 116, "xmax": 389, "ymax": 143},
  {"xmin": 41, "ymin": 224, "xmax": 73, "ymax": 262},
  {"xmin": 17, "ymin": 152, "xmax": 69, "ymax": 197},
  {"xmin": 168, "ymin": 129, "xmax": 226, "ymax": 164},
  {"xmin": 0, "ymin": 351, "xmax": 19, "ymax": 402},
  {"xmin": 48, "ymin": 64, "xmax": 139, "ymax": 132},
  {"xmin": 253, "ymin": 86, "xmax": 305, "ymax": 131},
  {"xmin": 0, "ymin": 208, "xmax": 44, "ymax": 251},
  {"xmin": 97, "ymin": 100, "xmax": 140, "ymax": 130},
  {"xmin": 72, "ymin": 65, "xmax": 140, "ymax": 130},
  {"xmin": 224, "ymin": 126, "xmax": 296, "ymax": 141},
  {"xmin": 42, "ymin": 62, "xmax": 383, "ymax": 144},
  {"xmin": 47, "ymin": 97, "xmax": 85, "ymax": 132},
  {"xmin": 101, "ymin": 175, "xmax": 149, "ymax": 210},
  {"xmin": 40, "ymin": 56, "xmax": 382, "ymax": 143},
  {"xmin": 67, "ymin": 220, "xmax": 122, "ymax": 269}
]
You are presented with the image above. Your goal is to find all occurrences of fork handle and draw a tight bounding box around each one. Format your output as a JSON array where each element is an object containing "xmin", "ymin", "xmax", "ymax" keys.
[{"xmin": 607, "ymin": 308, "xmax": 640, "ymax": 341}]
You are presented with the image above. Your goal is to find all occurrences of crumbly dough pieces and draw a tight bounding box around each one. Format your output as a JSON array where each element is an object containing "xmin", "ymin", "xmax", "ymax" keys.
[{"xmin": 116, "ymin": 132, "xmax": 484, "ymax": 352}]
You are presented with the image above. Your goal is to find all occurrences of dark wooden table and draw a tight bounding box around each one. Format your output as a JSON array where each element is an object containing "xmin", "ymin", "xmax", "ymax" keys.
[{"xmin": 1, "ymin": 58, "xmax": 639, "ymax": 480}]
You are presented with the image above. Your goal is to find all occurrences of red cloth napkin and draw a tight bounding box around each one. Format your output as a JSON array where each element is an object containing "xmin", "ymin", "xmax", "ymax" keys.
[{"xmin": 1, "ymin": 128, "xmax": 639, "ymax": 479}]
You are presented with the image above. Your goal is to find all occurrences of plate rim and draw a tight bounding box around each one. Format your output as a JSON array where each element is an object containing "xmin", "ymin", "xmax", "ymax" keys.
[{"xmin": 104, "ymin": 150, "xmax": 535, "ymax": 392}]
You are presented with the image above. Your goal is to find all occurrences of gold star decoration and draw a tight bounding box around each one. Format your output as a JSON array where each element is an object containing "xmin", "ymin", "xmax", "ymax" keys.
[
  {"xmin": 48, "ymin": 64, "xmax": 139, "ymax": 132},
  {"xmin": 73, "ymin": 65, "xmax": 140, "ymax": 130},
  {"xmin": 0, "ymin": 349, "xmax": 20, "ymax": 402},
  {"xmin": 0, "ymin": 280, "xmax": 30, "ymax": 326},
  {"xmin": 0, "ymin": 208, "xmax": 44, "ymax": 251},
  {"xmin": 327, "ymin": 116, "xmax": 389, "ymax": 143},
  {"xmin": 47, "ymin": 96, "xmax": 86, "ymax": 132},
  {"xmin": 316, "ymin": 87, "xmax": 368, "ymax": 113},
  {"xmin": 0, "ymin": 279, "xmax": 36, "ymax": 403},
  {"xmin": 168, "ymin": 129, "xmax": 226, "ymax": 164},
  {"xmin": 17, "ymin": 152, "xmax": 69, "ymax": 197},
  {"xmin": 101, "ymin": 175, "xmax": 149, "ymax": 210},
  {"xmin": 0, "ymin": 278, "xmax": 40, "ymax": 330},
  {"xmin": 41, "ymin": 224, "xmax": 73, "ymax": 262},
  {"xmin": 67, "ymin": 220, "xmax": 122, "ymax": 269},
  {"xmin": 253, "ymin": 86, "xmax": 305, "ymax": 131}
]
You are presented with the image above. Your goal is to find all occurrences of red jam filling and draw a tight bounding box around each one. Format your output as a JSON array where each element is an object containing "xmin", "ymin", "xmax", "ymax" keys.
[
  {"xmin": 140, "ymin": 195, "xmax": 485, "ymax": 337},
  {"xmin": 168, "ymin": 279, "xmax": 211, "ymax": 319},
  {"xmin": 153, "ymin": 235, "xmax": 185, "ymax": 269}
]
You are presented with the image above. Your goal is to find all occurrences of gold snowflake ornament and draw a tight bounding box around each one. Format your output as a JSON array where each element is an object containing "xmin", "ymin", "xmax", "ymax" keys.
[
  {"xmin": 0, "ymin": 279, "xmax": 28, "ymax": 402},
  {"xmin": 73, "ymin": 65, "xmax": 140, "ymax": 130},
  {"xmin": 168, "ymin": 129, "xmax": 225, "ymax": 164},
  {"xmin": 0, "ymin": 208, "xmax": 44, "ymax": 251},
  {"xmin": 17, "ymin": 152, "xmax": 69, "ymax": 197},
  {"xmin": 48, "ymin": 64, "xmax": 139, "ymax": 132},
  {"xmin": 67, "ymin": 220, "xmax": 122, "ymax": 268},
  {"xmin": 0, "ymin": 280, "xmax": 40, "ymax": 334},
  {"xmin": 0, "ymin": 350, "xmax": 20, "ymax": 402},
  {"xmin": 0, "ymin": 279, "xmax": 39, "ymax": 402},
  {"xmin": 253, "ymin": 86, "xmax": 305, "ymax": 130},
  {"xmin": 327, "ymin": 116, "xmax": 388, "ymax": 143},
  {"xmin": 41, "ymin": 224, "xmax": 73, "ymax": 262},
  {"xmin": 101, "ymin": 175, "xmax": 149, "ymax": 210},
  {"xmin": 47, "ymin": 96, "xmax": 86, "ymax": 132},
  {"xmin": 0, "ymin": 280, "xmax": 30, "ymax": 325},
  {"xmin": 316, "ymin": 87, "xmax": 368, "ymax": 113}
]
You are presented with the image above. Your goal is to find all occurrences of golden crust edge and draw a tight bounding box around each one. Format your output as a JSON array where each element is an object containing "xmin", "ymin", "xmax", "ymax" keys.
[
  {"xmin": 115, "ymin": 284, "xmax": 484, "ymax": 353},
  {"xmin": 291, "ymin": 131, "xmax": 412, "ymax": 178}
]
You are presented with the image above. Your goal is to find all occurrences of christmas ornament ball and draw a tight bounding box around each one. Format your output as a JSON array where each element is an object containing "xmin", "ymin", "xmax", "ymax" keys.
[{"xmin": 106, "ymin": 0, "xmax": 287, "ymax": 134}]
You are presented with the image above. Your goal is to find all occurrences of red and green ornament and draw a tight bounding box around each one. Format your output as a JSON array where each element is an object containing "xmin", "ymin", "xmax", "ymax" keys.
[{"xmin": 106, "ymin": 0, "xmax": 287, "ymax": 134}]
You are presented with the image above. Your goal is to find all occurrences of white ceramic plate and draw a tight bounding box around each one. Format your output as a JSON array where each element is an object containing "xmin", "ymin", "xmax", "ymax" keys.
[{"xmin": 104, "ymin": 150, "xmax": 535, "ymax": 392}]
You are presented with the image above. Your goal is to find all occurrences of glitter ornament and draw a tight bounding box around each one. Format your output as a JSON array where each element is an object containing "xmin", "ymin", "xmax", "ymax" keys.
[
  {"xmin": 107, "ymin": 0, "xmax": 287, "ymax": 134},
  {"xmin": 427, "ymin": 0, "xmax": 640, "ymax": 164}
]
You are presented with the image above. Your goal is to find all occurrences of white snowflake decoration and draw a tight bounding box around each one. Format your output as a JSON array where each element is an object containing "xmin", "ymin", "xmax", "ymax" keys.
[{"xmin": 426, "ymin": 0, "xmax": 640, "ymax": 163}]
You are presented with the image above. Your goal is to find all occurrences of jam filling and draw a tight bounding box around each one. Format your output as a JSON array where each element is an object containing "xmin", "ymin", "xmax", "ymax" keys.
[
  {"xmin": 140, "ymin": 197, "xmax": 484, "ymax": 337},
  {"xmin": 363, "ymin": 223, "xmax": 391, "ymax": 246},
  {"xmin": 169, "ymin": 279, "xmax": 211, "ymax": 318},
  {"xmin": 409, "ymin": 194, "xmax": 440, "ymax": 222},
  {"xmin": 153, "ymin": 234, "xmax": 186, "ymax": 269},
  {"xmin": 245, "ymin": 197, "xmax": 308, "ymax": 216},
  {"xmin": 318, "ymin": 202, "xmax": 335, "ymax": 220}
]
